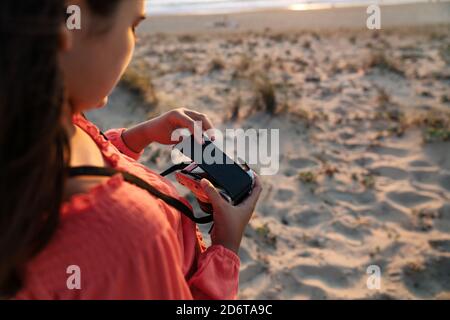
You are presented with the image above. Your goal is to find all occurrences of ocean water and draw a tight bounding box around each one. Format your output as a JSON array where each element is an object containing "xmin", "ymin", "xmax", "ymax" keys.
[{"xmin": 146, "ymin": 0, "xmax": 429, "ymax": 16}]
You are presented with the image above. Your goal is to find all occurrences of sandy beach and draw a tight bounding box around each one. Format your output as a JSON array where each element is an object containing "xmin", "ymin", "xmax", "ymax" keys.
[
  {"xmin": 88, "ymin": 2, "xmax": 450, "ymax": 299},
  {"xmin": 140, "ymin": 2, "xmax": 450, "ymax": 34}
]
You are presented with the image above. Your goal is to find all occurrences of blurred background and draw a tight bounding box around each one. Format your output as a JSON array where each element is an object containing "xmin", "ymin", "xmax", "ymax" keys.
[{"xmin": 87, "ymin": 0, "xmax": 450, "ymax": 299}]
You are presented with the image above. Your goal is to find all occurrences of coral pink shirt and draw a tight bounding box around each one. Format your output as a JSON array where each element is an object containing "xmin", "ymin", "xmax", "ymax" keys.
[{"xmin": 15, "ymin": 114, "xmax": 239, "ymax": 300}]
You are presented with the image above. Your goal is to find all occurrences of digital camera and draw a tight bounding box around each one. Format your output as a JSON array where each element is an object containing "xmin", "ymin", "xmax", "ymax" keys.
[{"xmin": 167, "ymin": 134, "xmax": 256, "ymax": 214}]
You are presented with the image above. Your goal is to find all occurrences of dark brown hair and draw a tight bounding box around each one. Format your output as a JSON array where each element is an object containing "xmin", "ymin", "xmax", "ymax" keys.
[
  {"xmin": 86, "ymin": 0, "xmax": 121, "ymax": 17},
  {"xmin": 0, "ymin": 0, "xmax": 121, "ymax": 298}
]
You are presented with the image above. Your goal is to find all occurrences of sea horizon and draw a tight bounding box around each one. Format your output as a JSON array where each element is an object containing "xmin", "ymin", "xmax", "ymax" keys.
[{"xmin": 145, "ymin": 0, "xmax": 438, "ymax": 16}]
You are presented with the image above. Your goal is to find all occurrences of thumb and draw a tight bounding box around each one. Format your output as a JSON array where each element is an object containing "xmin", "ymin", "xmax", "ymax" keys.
[{"xmin": 200, "ymin": 179, "xmax": 226, "ymax": 207}]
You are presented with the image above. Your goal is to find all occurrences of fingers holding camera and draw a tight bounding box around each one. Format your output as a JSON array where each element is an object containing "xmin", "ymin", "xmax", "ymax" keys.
[
  {"xmin": 120, "ymin": 107, "xmax": 216, "ymax": 153},
  {"xmin": 184, "ymin": 110, "xmax": 215, "ymax": 136},
  {"xmin": 172, "ymin": 109, "xmax": 203, "ymax": 145},
  {"xmin": 200, "ymin": 174, "xmax": 263, "ymax": 254},
  {"xmin": 200, "ymin": 178, "xmax": 228, "ymax": 209},
  {"xmin": 173, "ymin": 108, "xmax": 215, "ymax": 143},
  {"xmin": 238, "ymin": 174, "xmax": 262, "ymax": 210}
]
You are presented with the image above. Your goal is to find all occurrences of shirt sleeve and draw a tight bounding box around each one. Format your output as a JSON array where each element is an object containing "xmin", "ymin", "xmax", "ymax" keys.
[
  {"xmin": 188, "ymin": 244, "xmax": 240, "ymax": 300},
  {"xmin": 182, "ymin": 226, "xmax": 240, "ymax": 300},
  {"xmin": 104, "ymin": 128, "xmax": 144, "ymax": 161},
  {"xmin": 136, "ymin": 223, "xmax": 239, "ymax": 300}
]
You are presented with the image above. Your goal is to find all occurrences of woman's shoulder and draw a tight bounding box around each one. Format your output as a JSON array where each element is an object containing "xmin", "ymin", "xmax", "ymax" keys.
[
  {"xmin": 16, "ymin": 175, "xmax": 177, "ymax": 299},
  {"xmin": 61, "ymin": 172, "xmax": 172, "ymax": 232}
]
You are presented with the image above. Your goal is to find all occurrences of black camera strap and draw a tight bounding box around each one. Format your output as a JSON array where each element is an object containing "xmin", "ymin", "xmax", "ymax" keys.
[
  {"xmin": 160, "ymin": 162, "xmax": 190, "ymax": 177},
  {"xmin": 67, "ymin": 166, "xmax": 213, "ymax": 224}
]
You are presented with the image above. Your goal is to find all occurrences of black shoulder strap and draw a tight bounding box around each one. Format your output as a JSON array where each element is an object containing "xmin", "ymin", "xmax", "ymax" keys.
[
  {"xmin": 80, "ymin": 113, "xmax": 109, "ymax": 141},
  {"xmin": 160, "ymin": 162, "xmax": 190, "ymax": 177},
  {"xmin": 67, "ymin": 166, "xmax": 213, "ymax": 224}
]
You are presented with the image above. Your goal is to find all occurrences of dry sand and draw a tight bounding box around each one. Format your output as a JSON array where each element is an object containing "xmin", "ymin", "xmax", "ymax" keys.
[{"xmin": 88, "ymin": 2, "xmax": 450, "ymax": 299}]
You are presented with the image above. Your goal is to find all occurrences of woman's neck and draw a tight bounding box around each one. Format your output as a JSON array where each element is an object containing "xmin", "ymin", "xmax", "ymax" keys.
[{"xmin": 62, "ymin": 101, "xmax": 77, "ymax": 138}]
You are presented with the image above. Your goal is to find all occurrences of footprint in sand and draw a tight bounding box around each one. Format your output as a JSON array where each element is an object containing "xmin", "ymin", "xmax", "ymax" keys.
[
  {"xmin": 274, "ymin": 188, "xmax": 295, "ymax": 202},
  {"xmin": 284, "ymin": 205, "xmax": 333, "ymax": 228},
  {"xmin": 330, "ymin": 219, "xmax": 372, "ymax": 241},
  {"xmin": 368, "ymin": 145, "xmax": 409, "ymax": 157},
  {"xmin": 386, "ymin": 191, "xmax": 434, "ymax": 207},
  {"xmin": 283, "ymin": 168, "xmax": 298, "ymax": 177},
  {"xmin": 361, "ymin": 201, "xmax": 410, "ymax": 226},
  {"xmin": 337, "ymin": 128, "xmax": 355, "ymax": 141},
  {"xmin": 353, "ymin": 156, "xmax": 376, "ymax": 167},
  {"xmin": 429, "ymin": 239, "xmax": 450, "ymax": 253},
  {"xmin": 370, "ymin": 166, "xmax": 408, "ymax": 180},
  {"xmin": 364, "ymin": 292, "xmax": 397, "ymax": 300},
  {"xmin": 438, "ymin": 174, "xmax": 450, "ymax": 191},
  {"xmin": 424, "ymin": 142, "xmax": 450, "ymax": 171},
  {"xmin": 323, "ymin": 189, "xmax": 376, "ymax": 205},
  {"xmin": 403, "ymin": 256, "xmax": 450, "ymax": 298},
  {"xmin": 274, "ymin": 272, "xmax": 328, "ymax": 299},
  {"xmin": 291, "ymin": 264, "xmax": 360, "ymax": 288},
  {"xmin": 409, "ymin": 159, "xmax": 433, "ymax": 168},
  {"xmin": 436, "ymin": 203, "xmax": 450, "ymax": 233},
  {"xmin": 239, "ymin": 262, "xmax": 268, "ymax": 284},
  {"xmin": 411, "ymin": 170, "xmax": 439, "ymax": 184},
  {"xmin": 238, "ymin": 245, "xmax": 253, "ymax": 264},
  {"xmin": 288, "ymin": 157, "xmax": 319, "ymax": 170}
]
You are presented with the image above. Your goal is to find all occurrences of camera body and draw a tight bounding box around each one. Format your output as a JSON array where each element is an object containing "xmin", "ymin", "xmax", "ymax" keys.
[{"xmin": 175, "ymin": 161, "xmax": 255, "ymax": 214}]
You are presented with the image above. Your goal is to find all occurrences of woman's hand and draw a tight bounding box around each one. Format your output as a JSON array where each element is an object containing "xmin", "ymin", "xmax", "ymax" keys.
[
  {"xmin": 144, "ymin": 108, "xmax": 216, "ymax": 145},
  {"xmin": 121, "ymin": 108, "xmax": 215, "ymax": 153},
  {"xmin": 200, "ymin": 174, "xmax": 263, "ymax": 255}
]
